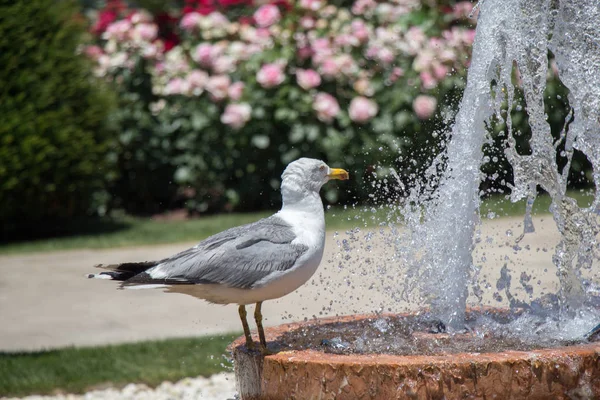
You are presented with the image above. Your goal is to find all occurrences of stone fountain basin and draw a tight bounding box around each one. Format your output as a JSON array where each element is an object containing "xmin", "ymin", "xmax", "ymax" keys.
[{"xmin": 232, "ymin": 312, "xmax": 600, "ymax": 399}]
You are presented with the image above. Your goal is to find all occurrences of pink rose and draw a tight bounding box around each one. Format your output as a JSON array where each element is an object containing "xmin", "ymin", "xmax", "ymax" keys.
[
  {"xmin": 180, "ymin": 12, "xmax": 202, "ymax": 31},
  {"xmin": 130, "ymin": 11, "xmax": 153, "ymax": 24},
  {"xmin": 164, "ymin": 77, "xmax": 190, "ymax": 95},
  {"xmin": 351, "ymin": 20, "xmax": 370, "ymax": 43},
  {"xmin": 133, "ymin": 23, "xmax": 158, "ymax": 42},
  {"xmin": 349, "ymin": 96, "xmax": 378, "ymax": 123},
  {"xmin": 420, "ymin": 71, "xmax": 438, "ymax": 89},
  {"xmin": 84, "ymin": 45, "xmax": 103, "ymax": 60},
  {"xmin": 221, "ymin": 103, "xmax": 252, "ymax": 129},
  {"xmin": 257, "ymin": 63, "xmax": 285, "ymax": 88},
  {"xmin": 313, "ymin": 92, "xmax": 340, "ymax": 123},
  {"xmin": 352, "ymin": 0, "xmax": 377, "ymax": 15},
  {"xmin": 206, "ymin": 75, "xmax": 231, "ymax": 101},
  {"xmin": 255, "ymin": 28, "xmax": 272, "ymax": 39},
  {"xmin": 413, "ymin": 95, "xmax": 437, "ymax": 119},
  {"xmin": 404, "ymin": 26, "xmax": 426, "ymax": 54},
  {"xmin": 104, "ymin": 19, "xmax": 132, "ymax": 41},
  {"xmin": 213, "ymin": 55, "xmax": 235, "ymax": 74},
  {"xmin": 432, "ymin": 64, "xmax": 449, "ymax": 80},
  {"xmin": 228, "ymin": 81, "xmax": 245, "ymax": 100},
  {"xmin": 312, "ymin": 38, "xmax": 331, "ymax": 53},
  {"xmin": 464, "ymin": 29, "xmax": 476, "ymax": 45},
  {"xmin": 320, "ymin": 59, "xmax": 339, "ymax": 78},
  {"xmin": 390, "ymin": 67, "xmax": 405, "ymax": 82},
  {"xmin": 253, "ymin": 4, "xmax": 281, "ymax": 28},
  {"xmin": 297, "ymin": 46, "xmax": 313, "ymax": 60},
  {"xmin": 187, "ymin": 70, "xmax": 208, "ymax": 95},
  {"xmin": 296, "ymin": 69, "xmax": 321, "ymax": 90},
  {"xmin": 300, "ymin": 0, "xmax": 323, "ymax": 10},
  {"xmin": 453, "ymin": 1, "xmax": 474, "ymax": 19},
  {"xmin": 192, "ymin": 43, "xmax": 224, "ymax": 67},
  {"xmin": 377, "ymin": 47, "xmax": 395, "ymax": 65},
  {"xmin": 299, "ymin": 16, "xmax": 315, "ymax": 29},
  {"xmin": 334, "ymin": 34, "xmax": 359, "ymax": 48}
]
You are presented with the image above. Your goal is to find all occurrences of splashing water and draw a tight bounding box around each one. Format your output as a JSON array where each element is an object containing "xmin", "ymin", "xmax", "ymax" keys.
[{"xmin": 398, "ymin": 0, "xmax": 600, "ymax": 330}]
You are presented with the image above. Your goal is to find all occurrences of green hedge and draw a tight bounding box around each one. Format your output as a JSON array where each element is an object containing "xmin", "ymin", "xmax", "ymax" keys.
[{"xmin": 0, "ymin": 0, "xmax": 115, "ymax": 237}]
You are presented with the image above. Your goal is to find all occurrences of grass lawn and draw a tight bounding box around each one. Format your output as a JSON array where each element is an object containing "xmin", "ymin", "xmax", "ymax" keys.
[
  {"xmin": 0, "ymin": 190, "xmax": 594, "ymax": 255},
  {"xmin": 0, "ymin": 334, "xmax": 238, "ymax": 397}
]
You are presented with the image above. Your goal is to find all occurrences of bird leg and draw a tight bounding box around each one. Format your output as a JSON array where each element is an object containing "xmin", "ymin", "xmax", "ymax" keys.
[
  {"xmin": 238, "ymin": 305, "xmax": 255, "ymax": 350},
  {"xmin": 254, "ymin": 301, "xmax": 267, "ymax": 350}
]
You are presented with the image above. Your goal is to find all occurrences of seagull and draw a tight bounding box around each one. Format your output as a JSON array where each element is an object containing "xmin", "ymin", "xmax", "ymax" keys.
[{"xmin": 88, "ymin": 158, "xmax": 349, "ymax": 353}]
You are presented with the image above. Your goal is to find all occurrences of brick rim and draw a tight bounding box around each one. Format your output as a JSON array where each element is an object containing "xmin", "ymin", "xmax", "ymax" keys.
[{"xmin": 232, "ymin": 312, "xmax": 600, "ymax": 399}]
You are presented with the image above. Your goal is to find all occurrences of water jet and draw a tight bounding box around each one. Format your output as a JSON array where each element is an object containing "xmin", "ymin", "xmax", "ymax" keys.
[{"xmin": 233, "ymin": 0, "xmax": 600, "ymax": 397}]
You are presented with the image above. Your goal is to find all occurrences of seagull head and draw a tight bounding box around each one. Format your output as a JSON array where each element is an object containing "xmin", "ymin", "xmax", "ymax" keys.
[{"xmin": 280, "ymin": 158, "xmax": 349, "ymax": 205}]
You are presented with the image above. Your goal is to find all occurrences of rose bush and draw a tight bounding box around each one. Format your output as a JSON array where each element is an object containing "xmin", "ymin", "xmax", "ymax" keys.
[{"xmin": 86, "ymin": 0, "xmax": 479, "ymax": 214}]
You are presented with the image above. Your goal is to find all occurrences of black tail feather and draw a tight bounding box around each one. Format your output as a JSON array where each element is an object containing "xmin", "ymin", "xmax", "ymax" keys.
[{"xmin": 92, "ymin": 261, "xmax": 158, "ymax": 281}]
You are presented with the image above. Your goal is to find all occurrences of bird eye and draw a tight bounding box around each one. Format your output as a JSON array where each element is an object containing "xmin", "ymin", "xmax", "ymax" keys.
[{"xmin": 319, "ymin": 165, "xmax": 326, "ymax": 171}]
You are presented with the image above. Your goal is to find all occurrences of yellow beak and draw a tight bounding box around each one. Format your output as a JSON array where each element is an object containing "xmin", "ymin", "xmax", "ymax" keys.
[{"xmin": 328, "ymin": 168, "xmax": 350, "ymax": 180}]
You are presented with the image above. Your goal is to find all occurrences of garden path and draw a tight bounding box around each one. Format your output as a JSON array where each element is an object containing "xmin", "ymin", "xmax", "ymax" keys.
[{"xmin": 0, "ymin": 216, "xmax": 562, "ymax": 351}]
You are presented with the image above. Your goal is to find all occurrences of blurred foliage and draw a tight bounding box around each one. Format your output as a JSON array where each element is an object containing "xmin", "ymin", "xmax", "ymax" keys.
[
  {"xmin": 0, "ymin": 0, "xmax": 115, "ymax": 238},
  {"xmin": 86, "ymin": 0, "xmax": 475, "ymax": 214}
]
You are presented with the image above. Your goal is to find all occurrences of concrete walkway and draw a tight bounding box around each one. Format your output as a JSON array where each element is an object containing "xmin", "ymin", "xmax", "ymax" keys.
[{"xmin": 0, "ymin": 216, "xmax": 565, "ymax": 351}]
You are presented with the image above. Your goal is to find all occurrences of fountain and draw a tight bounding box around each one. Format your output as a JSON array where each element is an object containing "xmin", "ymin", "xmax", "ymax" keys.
[{"xmin": 233, "ymin": 0, "xmax": 600, "ymax": 398}]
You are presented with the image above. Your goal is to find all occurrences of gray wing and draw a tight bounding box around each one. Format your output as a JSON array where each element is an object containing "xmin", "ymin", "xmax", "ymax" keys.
[{"xmin": 124, "ymin": 215, "xmax": 308, "ymax": 289}]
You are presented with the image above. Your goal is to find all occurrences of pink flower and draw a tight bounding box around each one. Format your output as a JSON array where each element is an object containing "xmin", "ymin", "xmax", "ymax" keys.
[
  {"xmin": 221, "ymin": 103, "xmax": 252, "ymax": 129},
  {"xmin": 104, "ymin": 19, "xmax": 132, "ymax": 41},
  {"xmin": 300, "ymin": 0, "xmax": 323, "ymax": 10},
  {"xmin": 336, "ymin": 55, "xmax": 357, "ymax": 75},
  {"xmin": 432, "ymin": 64, "xmax": 449, "ymax": 80},
  {"xmin": 84, "ymin": 45, "xmax": 103, "ymax": 60},
  {"xmin": 228, "ymin": 81, "xmax": 245, "ymax": 100},
  {"xmin": 213, "ymin": 55, "xmax": 235, "ymax": 74},
  {"xmin": 296, "ymin": 69, "xmax": 321, "ymax": 90},
  {"xmin": 164, "ymin": 77, "xmax": 190, "ymax": 95},
  {"xmin": 192, "ymin": 43, "xmax": 221, "ymax": 67},
  {"xmin": 352, "ymin": 0, "xmax": 377, "ymax": 15},
  {"xmin": 453, "ymin": 2, "xmax": 474, "ymax": 19},
  {"xmin": 130, "ymin": 11, "xmax": 153, "ymax": 24},
  {"xmin": 313, "ymin": 92, "xmax": 340, "ymax": 123},
  {"xmin": 320, "ymin": 59, "xmax": 339, "ymax": 78},
  {"xmin": 255, "ymin": 28, "xmax": 272, "ymax": 39},
  {"xmin": 299, "ymin": 16, "xmax": 315, "ymax": 29},
  {"xmin": 257, "ymin": 63, "xmax": 285, "ymax": 88},
  {"xmin": 133, "ymin": 23, "xmax": 158, "ymax": 42},
  {"xmin": 413, "ymin": 95, "xmax": 437, "ymax": 119},
  {"xmin": 351, "ymin": 20, "xmax": 370, "ymax": 43},
  {"xmin": 403, "ymin": 26, "xmax": 426, "ymax": 54},
  {"xmin": 349, "ymin": 96, "xmax": 378, "ymax": 123},
  {"xmin": 297, "ymin": 46, "xmax": 313, "ymax": 60},
  {"xmin": 253, "ymin": 4, "xmax": 281, "ymax": 28},
  {"xmin": 420, "ymin": 71, "xmax": 438, "ymax": 89},
  {"xmin": 180, "ymin": 12, "xmax": 202, "ymax": 31},
  {"xmin": 206, "ymin": 75, "xmax": 231, "ymax": 100},
  {"xmin": 464, "ymin": 29, "xmax": 476, "ymax": 45},
  {"xmin": 334, "ymin": 34, "xmax": 359, "ymax": 48},
  {"xmin": 390, "ymin": 67, "xmax": 405, "ymax": 82},
  {"xmin": 187, "ymin": 70, "xmax": 208, "ymax": 95},
  {"xmin": 377, "ymin": 47, "xmax": 395, "ymax": 65}
]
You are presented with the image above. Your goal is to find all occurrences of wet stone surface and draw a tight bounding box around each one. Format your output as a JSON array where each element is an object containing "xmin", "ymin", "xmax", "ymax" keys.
[{"xmin": 277, "ymin": 311, "xmax": 596, "ymax": 356}]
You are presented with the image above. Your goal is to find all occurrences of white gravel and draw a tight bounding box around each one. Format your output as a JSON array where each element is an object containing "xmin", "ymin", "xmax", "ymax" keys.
[{"xmin": 2, "ymin": 373, "xmax": 238, "ymax": 400}]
